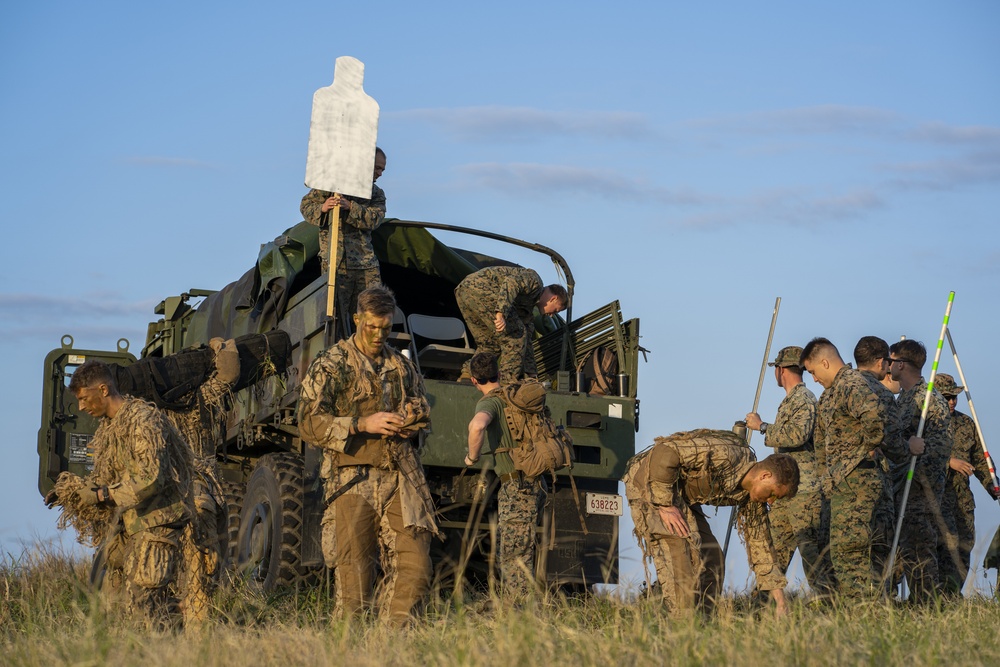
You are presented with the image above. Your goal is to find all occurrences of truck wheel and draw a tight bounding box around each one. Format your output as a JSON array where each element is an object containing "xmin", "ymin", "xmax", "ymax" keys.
[
  {"xmin": 222, "ymin": 481, "xmax": 244, "ymax": 571},
  {"xmin": 235, "ymin": 452, "xmax": 319, "ymax": 590}
]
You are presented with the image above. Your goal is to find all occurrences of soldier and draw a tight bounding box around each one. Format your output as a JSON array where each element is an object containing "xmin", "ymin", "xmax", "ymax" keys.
[
  {"xmin": 623, "ymin": 429, "xmax": 797, "ymax": 617},
  {"xmin": 297, "ymin": 285, "xmax": 438, "ymax": 623},
  {"xmin": 853, "ymin": 336, "xmax": 909, "ymax": 587},
  {"xmin": 887, "ymin": 339, "xmax": 950, "ymax": 603},
  {"xmin": 934, "ymin": 373, "xmax": 997, "ymax": 595},
  {"xmin": 745, "ymin": 346, "xmax": 833, "ymax": 594},
  {"xmin": 465, "ymin": 352, "xmax": 546, "ymax": 601},
  {"xmin": 455, "ymin": 266, "xmax": 568, "ymax": 382},
  {"xmin": 44, "ymin": 360, "xmax": 195, "ymax": 627},
  {"xmin": 801, "ymin": 337, "xmax": 909, "ymax": 601},
  {"xmin": 300, "ymin": 147, "xmax": 387, "ymax": 315}
]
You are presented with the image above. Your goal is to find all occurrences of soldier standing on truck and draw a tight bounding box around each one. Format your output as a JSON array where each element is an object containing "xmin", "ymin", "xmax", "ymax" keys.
[
  {"xmin": 623, "ymin": 429, "xmax": 797, "ymax": 617},
  {"xmin": 297, "ymin": 285, "xmax": 439, "ymax": 623},
  {"xmin": 745, "ymin": 345, "xmax": 833, "ymax": 595},
  {"xmin": 465, "ymin": 352, "xmax": 547, "ymax": 601},
  {"xmin": 455, "ymin": 266, "xmax": 568, "ymax": 382},
  {"xmin": 300, "ymin": 147, "xmax": 387, "ymax": 316},
  {"xmin": 44, "ymin": 360, "xmax": 196, "ymax": 628}
]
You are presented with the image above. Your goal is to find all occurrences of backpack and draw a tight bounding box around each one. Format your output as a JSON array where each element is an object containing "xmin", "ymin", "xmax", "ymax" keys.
[
  {"xmin": 576, "ymin": 346, "xmax": 619, "ymax": 395},
  {"xmin": 494, "ymin": 381, "xmax": 574, "ymax": 478}
]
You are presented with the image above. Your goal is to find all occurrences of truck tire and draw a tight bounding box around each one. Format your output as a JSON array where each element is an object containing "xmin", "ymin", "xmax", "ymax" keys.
[
  {"xmin": 222, "ymin": 481, "xmax": 244, "ymax": 571},
  {"xmin": 235, "ymin": 452, "xmax": 320, "ymax": 590}
]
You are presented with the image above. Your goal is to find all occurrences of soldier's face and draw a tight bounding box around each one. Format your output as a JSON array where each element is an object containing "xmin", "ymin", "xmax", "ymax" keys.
[
  {"xmin": 803, "ymin": 358, "xmax": 834, "ymax": 389},
  {"xmin": 373, "ymin": 154, "xmax": 386, "ymax": 182},
  {"xmin": 353, "ymin": 311, "xmax": 392, "ymax": 358},
  {"xmin": 946, "ymin": 396, "xmax": 957, "ymax": 414},
  {"xmin": 74, "ymin": 384, "xmax": 110, "ymax": 418},
  {"xmin": 749, "ymin": 476, "xmax": 789, "ymax": 504}
]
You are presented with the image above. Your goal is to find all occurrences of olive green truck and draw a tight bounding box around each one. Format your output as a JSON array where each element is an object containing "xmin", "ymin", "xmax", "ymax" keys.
[{"xmin": 38, "ymin": 219, "xmax": 641, "ymax": 591}]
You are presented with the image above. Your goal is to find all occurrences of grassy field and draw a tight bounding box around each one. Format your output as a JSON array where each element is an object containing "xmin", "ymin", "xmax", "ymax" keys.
[{"xmin": 2, "ymin": 546, "xmax": 998, "ymax": 667}]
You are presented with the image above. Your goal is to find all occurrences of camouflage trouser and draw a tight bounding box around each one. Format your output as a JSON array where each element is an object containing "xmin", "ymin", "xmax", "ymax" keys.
[
  {"xmin": 871, "ymin": 474, "xmax": 896, "ymax": 592},
  {"xmin": 828, "ymin": 464, "xmax": 883, "ymax": 601},
  {"xmin": 321, "ymin": 466, "xmax": 432, "ymax": 623},
  {"xmin": 455, "ymin": 283, "xmax": 536, "ymax": 382},
  {"xmin": 336, "ymin": 266, "xmax": 382, "ymax": 320},
  {"xmin": 104, "ymin": 524, "xmax": 184, "ymax": 627},
  {"xmin": 769, "ymin": 490, "xmax": 835, "ymax": 594},
  {"xmin": 937, "ymin": 475, "xmax": 975, "ymax": 595},
  {"xmin": 894, "ymin": 469, "xmax": 943, "ymax": 603},
  {"xmin": 497, "ymin": 476, "xmax": 546, "ymax": 599},
  {"xmin": 631, "ymin": 503, "xmax": 723, "ymax": 616}
]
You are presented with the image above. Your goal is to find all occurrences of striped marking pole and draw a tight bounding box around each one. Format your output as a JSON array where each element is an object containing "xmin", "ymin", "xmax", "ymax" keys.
[
  {"xmin": 885, "ymin": 291, "xmax": 955, "ymax": 585},
  {"xmin": 945, "ymin": 328, "xmax": 1000, "ymax": 495}
]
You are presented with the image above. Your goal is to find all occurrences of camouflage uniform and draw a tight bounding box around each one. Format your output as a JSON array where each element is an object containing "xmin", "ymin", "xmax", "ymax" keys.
[
  {"xmin": 475, "ymin": 391, "xmax": 547, "ymax": 599},
  {"xmin": 455, "ymin": 266, "xmax": 544, "ymax": 382},
  {"xmin": 297, "ymin": 334, "xmax": 438, "ymax": 622},
  {"xmin": 57, "ymin": 398, "xmax": 194, "ymax": 625},
  {"xmin": 624, "ymin": 430, "xmax": 786, "ymax": 615},
  {"xmin": 300, "ymin": 184, "xmax": 386, "ymax": 315},
  {"xmin": 859, "ymin": 370, "xmax": 907, "ymax": 587},
  {"xmin": 892, "ymin": 378, "xmax": 951, "ymax": 603},
  {"xmin": 763, "ymin": 382, "xmax": 833, "ymax": 593},
  {"xmin": 814, "ymin": 366, "xmax": 886, "ymax": 600}
]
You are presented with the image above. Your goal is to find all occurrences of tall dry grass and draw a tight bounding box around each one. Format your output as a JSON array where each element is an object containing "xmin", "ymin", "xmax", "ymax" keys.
[{"xmin": 2, "ymin": 545, "xmax": 998, "ymax": 667}]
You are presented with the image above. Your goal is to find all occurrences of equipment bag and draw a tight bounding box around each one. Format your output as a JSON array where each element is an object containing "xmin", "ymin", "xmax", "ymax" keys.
[
  {"xmin": 576, "ymin": 345, "xmax": 619, "ymax": 396},
  {"xmin": 494, "ymin": 381, "xmax": 574, "ymax": 478}
]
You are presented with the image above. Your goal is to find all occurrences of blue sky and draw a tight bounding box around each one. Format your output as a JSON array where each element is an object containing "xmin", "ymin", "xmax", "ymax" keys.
[{"xmin": 2, "ymin": 1, "xmax": 998, "ymax": 594}]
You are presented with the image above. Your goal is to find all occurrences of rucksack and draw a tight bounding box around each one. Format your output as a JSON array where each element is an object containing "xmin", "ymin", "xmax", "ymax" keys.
[
  {"xmin": 493, "ymin": 381, "xmax": 574, "ymax": 478},
  {"xmin": 576, "ymin": 345, "xmax": 619, "ymax": 395}
]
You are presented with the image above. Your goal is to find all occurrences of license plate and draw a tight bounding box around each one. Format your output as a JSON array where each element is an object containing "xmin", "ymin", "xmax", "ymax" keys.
[{"xmin": 585, "ymin": 492, "xmax": 623, "ymax": 516}]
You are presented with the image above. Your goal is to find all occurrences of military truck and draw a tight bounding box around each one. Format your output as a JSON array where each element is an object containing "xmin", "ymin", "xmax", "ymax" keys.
[{"xmin": 38, "ymin": 219, "xmax": 641, "ymax": 592}]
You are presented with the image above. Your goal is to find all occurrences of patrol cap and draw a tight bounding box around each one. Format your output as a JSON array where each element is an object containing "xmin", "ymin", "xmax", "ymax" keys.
[
  {"xmin": 935, "ymin": 373, "xmax": 964, "ymax": 397},
  {"xmin": 768, "ymin": 346, "xmax": 804, "ymax": 369}
]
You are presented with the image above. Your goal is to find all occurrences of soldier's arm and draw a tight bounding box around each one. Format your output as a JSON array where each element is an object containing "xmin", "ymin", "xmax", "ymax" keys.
[
  {"xmin": 766, "ymin": 399, "xmax": 815, "ymax": 450},
  {"xmin": 879, "ymin": 400, "xmax": 910, "ymax": 463},
  {"xmin": 467, "ymin": 411, "xmax": 492, "ymax": 463},
  {"xmin": 647, "ymin": 444, "xmax": 681, "ymax": 508},
  {"xmin": 300, "ymin": 188, "xmax": 334, "ymax": 227},
  {"xmin": 297, "ymin": 355, "xmax": 354, "ymax": 453},
  {"xmin": 847, "ymin": 383, "xmax": 885, "ymax": 453},
  {"xmin": 342, "ymin": 184, "xmax": 386, "ymax": 231},
  {"xmin": 107, "ymin": 417, "xmax": 173, "ymax": 508},
  {"xmin": 739, "ymin": 501, "xmax": 788, "ymax": 592}
]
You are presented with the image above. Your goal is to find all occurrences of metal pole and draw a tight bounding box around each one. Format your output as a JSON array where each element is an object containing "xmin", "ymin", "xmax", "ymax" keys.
[
  {"xmin": 722, "ymin": 296, "xmax": 781, "ymax": 560},
  {"xmin": 945, "ymin": 328, "xmax": 1000, "ymax": 494},
  {"xmin": 885, "ymin": 291, "xmax": 955, "ymax": 583}
]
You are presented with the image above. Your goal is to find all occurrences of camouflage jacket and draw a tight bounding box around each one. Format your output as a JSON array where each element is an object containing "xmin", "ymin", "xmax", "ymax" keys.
[
  {"xmin": 948, "ymin": 410, "xmax": 996, "ymax": 501},
  {"xmin": 892, "ymin": 379, "xmax": 951, "ymax": 492},
  {"xmin": 859, "ymin": 370, "xmax": 909, "ymax": 465},
  {"xmin": 764, "ymin": 382, "xmax": 819, "ymax": 493},
  {"xmin": 164, "ymin": 374, "xmax": 231, "ymax": 467},
  {"xmin": 624, "ymin": 429, "xmax": 786, "ymax": 590},
  {"xmin": 458, "ymin": 266, "xmax": 543, "ymax": 320},
  {"xmin": 300, "ymin": 184, "xmax": 386, "ymax": 269},
  {"xmin": 814, "ymin": 366, "xmax": 884, "ymax": 488},
  {"xmin": 90, "ymin": 397, "xmax": 193, "ymax": 535},
  {"xmin": 297, "ymin": 335, "xmax": 437, "ymax": 533}
]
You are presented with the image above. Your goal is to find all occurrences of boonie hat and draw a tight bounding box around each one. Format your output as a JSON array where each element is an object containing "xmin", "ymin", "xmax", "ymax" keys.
[
  {"xmin": 935, "ymin": 373, "xmax": 964, "ymax": 397},
  {"xmin": 768, "ymin": 346, "xmax": 804, "ymax": 368}
]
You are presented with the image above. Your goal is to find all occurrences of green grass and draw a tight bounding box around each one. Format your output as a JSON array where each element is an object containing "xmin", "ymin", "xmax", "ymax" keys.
[{"xmin": 2, "ymin": 547, "xmax": 998, "ymax": 667}]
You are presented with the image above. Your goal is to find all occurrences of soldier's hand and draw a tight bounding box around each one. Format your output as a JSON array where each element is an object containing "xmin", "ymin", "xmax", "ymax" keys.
[
  {"xmin": 744, "ymin": 413, "xmax": 763, "ymax": 431},
  {"xmin": 44, "ymin": 489, "xmax": 59, "ymax": 508},
  {"xmin": 657, "ymin": 505, "xmax": 690, "ymax": 538},
  {"xmin": 359, "ymin": 412, "xmax": 405, "ymax": 436},
  {"xmin": 494, "ymin": 312, "xmax": 506, "ymax": 332},
  {"xmin": 907, "ymin": 436, "xmax": 925, "ymax": 456},
  {"xmin": 949, "ymin": 457, "xmax": 974, "ymax": 477},
  {"xmin": 76, "ymin": 487, "xmax": 101, "ymax": 507}
]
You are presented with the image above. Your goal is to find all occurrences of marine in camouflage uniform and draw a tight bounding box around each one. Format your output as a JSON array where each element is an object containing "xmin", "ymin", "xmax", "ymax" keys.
[
  {"xmin": 802, "ymin": 338, "xmax": 886, "ymax": 601},
  {"xmin": 300, "ymin": 148, "xmax": 387, "ymax": 316},
  {"xmin": 933, "ymin": 374, "xmax": 997, "ymax": 594},
  {"xmin": 466, "ymin": 352, "xmax": 546, "ymax": 600},
  {"xmin": 297, "ymin": 287, "xmax": 438, "ymax": 623},
  {"xmin": 746, "ymin": 346, "xmax": 833, "ymax": 594},
  {"xmin": 454, "ymin": 266, "xmax": 567, "ymax": 382},
  {"xmin": 46, "ymin": 360, "xmax": 195, "ymax": 627},
  {"xmin": 888, "ymin": 340, "xmax": 951, "ymax": 603},
  {"xmin": 623, "ymin": 429, "xmax": 797, "ymax": 616}
]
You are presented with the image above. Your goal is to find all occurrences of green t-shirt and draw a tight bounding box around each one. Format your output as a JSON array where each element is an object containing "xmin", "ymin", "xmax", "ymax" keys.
[{"xmin": 475, "ymin": 395, "xmax": 516, "ymax": 476}]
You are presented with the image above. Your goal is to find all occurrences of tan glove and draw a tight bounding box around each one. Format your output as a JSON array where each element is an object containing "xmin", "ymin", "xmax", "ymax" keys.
[
  {"xmin": 75, "ymin": 487, "xmax": 101, "ymax": 507},
  {"xmin": 44, "ymin": 489, "xmax": 60, "ymax": 508},
  {"xmin": 210, "ymin": 337, "xmax": 240, "ymax": 385}
]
